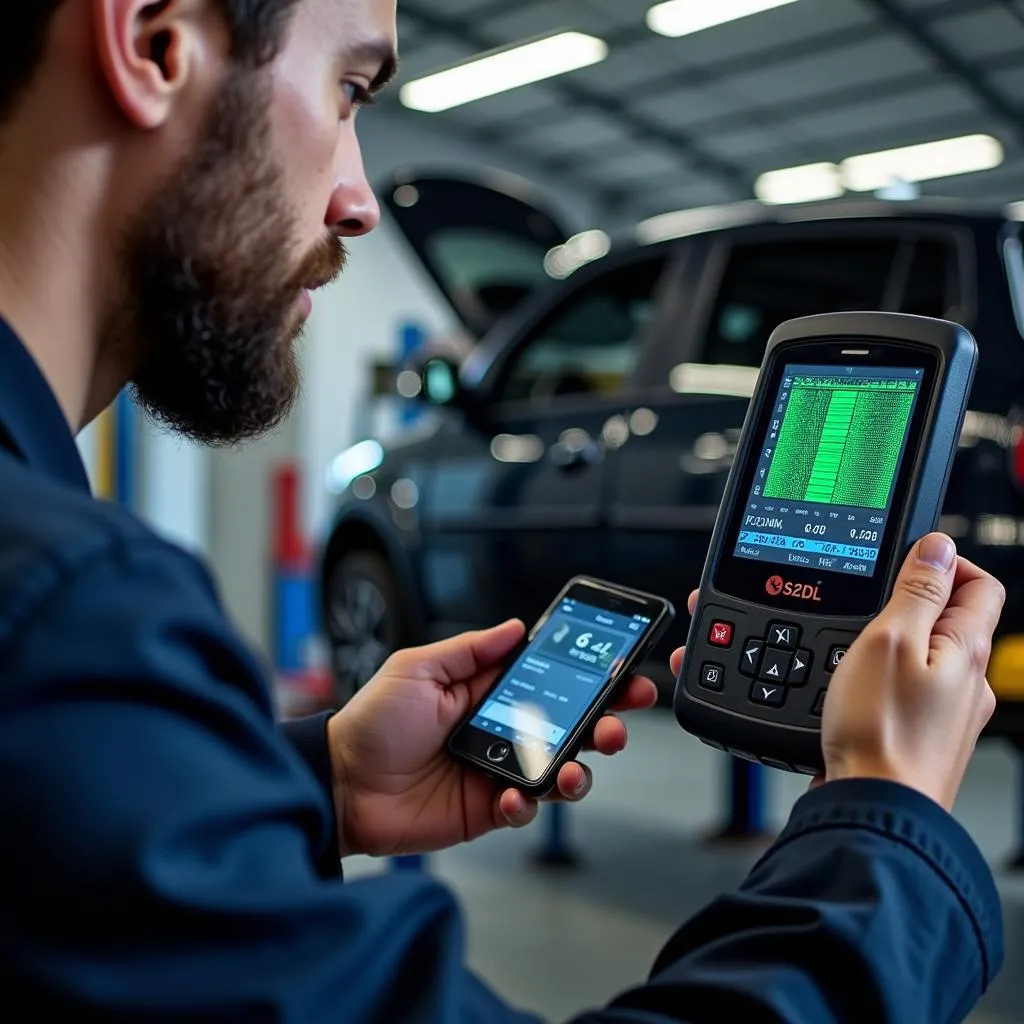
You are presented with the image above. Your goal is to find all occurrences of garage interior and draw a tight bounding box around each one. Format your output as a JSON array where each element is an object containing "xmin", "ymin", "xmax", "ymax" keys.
[{"xmin": 76, "ymin": 0, "xmax": 1024, "ymax": 1021}]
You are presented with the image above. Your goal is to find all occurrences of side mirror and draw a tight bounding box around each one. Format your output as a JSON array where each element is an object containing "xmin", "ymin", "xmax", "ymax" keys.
[
  {"xmin": 397, "ymin": 354, "xmax": 473, "ymax": 412},
  {"xmin": 421, "ymin": 356, "xmax": 464, "ymax": 407}
]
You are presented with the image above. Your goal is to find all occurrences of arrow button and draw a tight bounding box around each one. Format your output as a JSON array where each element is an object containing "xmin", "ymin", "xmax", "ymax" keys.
[
  {"xmin": 750, "ymin": 681, "xmax": 786, "ymax": 707},
  {"xmin": 738, "ymin": 639, "xmax": 764, "ymax": 678},
  {"xmin": 789, "ymin": 648, "xmax": 812, "ymax": 686}
]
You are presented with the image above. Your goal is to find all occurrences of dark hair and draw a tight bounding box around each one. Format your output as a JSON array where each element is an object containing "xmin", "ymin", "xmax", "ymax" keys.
[{"xmin": 0, "ymin": 1, "xmax": 301, "ymax": 124}]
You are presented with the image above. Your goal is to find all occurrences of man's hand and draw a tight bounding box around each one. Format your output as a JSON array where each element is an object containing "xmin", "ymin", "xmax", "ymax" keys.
[
  {"xmin": 819, "ymin": 532, "xmax": 1003, "ymax": 810},
  {"xmin": 326, "ymin": 620, "xmax": 658, "ymax": 858},
  {"xmin": 670, "ymin": 535, "xmax": 1004, "ymax": 812}
]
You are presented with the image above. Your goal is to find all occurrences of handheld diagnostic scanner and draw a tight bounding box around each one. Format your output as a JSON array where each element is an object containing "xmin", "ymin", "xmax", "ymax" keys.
[{"xmin": 674, "ymin": 312, "xmax": 977, "ymax": 774}]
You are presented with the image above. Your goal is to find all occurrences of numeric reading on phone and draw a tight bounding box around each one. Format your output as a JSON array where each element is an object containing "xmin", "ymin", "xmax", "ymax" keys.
[
  {"xmin": 470, "ymin": 600, "xmax": 651, "ymax": 752},
  {"xmin": 735, "ymin": 363, "xmax": 922, "ymax": 578}
]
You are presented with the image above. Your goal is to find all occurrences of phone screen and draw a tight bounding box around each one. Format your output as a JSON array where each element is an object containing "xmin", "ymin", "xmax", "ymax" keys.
[{"xmin": 466, "ymin": 592, "xmax": 655, "ymax": 778}]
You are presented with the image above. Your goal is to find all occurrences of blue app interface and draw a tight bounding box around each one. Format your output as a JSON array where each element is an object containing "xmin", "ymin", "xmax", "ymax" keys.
[{"xmin": 471, "ymin": 597, "xmax": 650, "ymax": 762}]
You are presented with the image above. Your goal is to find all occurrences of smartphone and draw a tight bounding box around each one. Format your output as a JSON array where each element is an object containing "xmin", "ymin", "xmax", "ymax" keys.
[
  {"xmin": 675, "ymin": 312, "xmax": 977, "ymax": 773},
  {"xmin": 448, "ymin": 576, "xmax": 675, "ymax": 797}
]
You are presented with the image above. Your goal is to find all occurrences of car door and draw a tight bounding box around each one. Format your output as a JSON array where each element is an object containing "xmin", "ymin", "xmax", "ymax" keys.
[
  {"xmin": 606, "ymin": 223, "xmax": 942, "ymax": 621},
  {"xmin": 422, "ymin": 251, "xmax": 675, "ymax": 632}
]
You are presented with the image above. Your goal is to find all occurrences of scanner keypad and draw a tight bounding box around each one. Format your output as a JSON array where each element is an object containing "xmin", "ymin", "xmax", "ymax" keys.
[{"xmin": 687, "ymin": 604, "xmax": 860, "ymax": 774}]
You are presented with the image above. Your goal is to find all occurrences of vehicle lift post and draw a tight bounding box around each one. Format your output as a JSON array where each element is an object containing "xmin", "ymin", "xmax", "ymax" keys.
[
  {"xmin": 534, "ymin": 803, "xmax": 579, "ymax": 868},
  {"xmin": 707, "ymin": 756, "xmax": 773, "ymax": 843}
]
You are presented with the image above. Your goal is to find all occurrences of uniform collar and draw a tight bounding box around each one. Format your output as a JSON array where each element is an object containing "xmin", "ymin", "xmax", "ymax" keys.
[{"xmin": 0, "ymin": 317, "xmax": 92, "ymax": 494}]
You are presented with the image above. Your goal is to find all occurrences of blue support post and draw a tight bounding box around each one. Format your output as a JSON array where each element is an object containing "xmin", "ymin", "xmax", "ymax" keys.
[
  {"xmin": 532, "ymin": 803, "xmax": 580, "ymax": 868},
  {"xmin": 704, "ymin": 755, "xmax": 773, "ymax": 845},
  {"xmin": 390, "ymin": 855, "xmax": 426, "ymax": 872},
  {"xmin": 399, "ymin": 322, "xmax": 426, "ymax": 427},
  {"xmin": 114, "ymin": 390, "xmax": 136, "ymax": 507},
  {"xmin": 385, "ymin": 325, "xmax": 428, "ymax": 875}
]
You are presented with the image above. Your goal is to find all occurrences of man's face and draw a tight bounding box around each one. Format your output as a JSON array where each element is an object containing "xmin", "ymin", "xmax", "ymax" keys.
[{"xmin": 119, "ymin": 0, "xmax": 396, "ymax": 445}]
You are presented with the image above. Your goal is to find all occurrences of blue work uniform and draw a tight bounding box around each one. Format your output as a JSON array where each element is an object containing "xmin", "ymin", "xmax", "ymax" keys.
[{"xmin": 0, "ymin": 317, "xmax": 1003, "ymax": 1022}]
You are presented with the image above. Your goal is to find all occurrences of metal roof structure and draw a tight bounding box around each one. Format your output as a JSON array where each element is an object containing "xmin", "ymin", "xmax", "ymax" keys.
[{"xmin": 386, "ymin": 0, "xmax": 1024, "ymax": 222}]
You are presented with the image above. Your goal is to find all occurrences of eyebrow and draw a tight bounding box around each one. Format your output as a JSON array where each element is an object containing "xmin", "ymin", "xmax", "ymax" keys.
[{"xmin": 348, "ymin": 39, "xmax": 399, "ymax": 94}]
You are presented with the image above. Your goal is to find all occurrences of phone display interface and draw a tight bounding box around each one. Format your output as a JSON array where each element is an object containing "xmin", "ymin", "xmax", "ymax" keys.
[
  {"xmin": 733, "ymin": 363, "xmax": 922, "ymax": 579},
  {"xmin": 469, "ymin": 597, "xmax": 651, "ymax": 761}
]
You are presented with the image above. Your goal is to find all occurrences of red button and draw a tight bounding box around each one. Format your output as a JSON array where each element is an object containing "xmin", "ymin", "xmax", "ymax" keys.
[{"xmin": 708, "ymin": 621, "xmax": 734, "ymax": 647}]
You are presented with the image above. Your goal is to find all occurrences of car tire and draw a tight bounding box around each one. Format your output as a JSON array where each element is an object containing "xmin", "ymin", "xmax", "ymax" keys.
[{"xmin": 325, "ymin": 550, "xmax": 402, "ymax": 706}]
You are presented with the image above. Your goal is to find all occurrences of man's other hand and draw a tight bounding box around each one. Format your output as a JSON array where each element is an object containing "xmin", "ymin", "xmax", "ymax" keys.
[
  {"xmin": 326, "ymin": 621, "xmax": 658, "ymax": 858},
  {"xmin": 821, "ymin": 532, "xmax": 1004, "ymax": 811}
]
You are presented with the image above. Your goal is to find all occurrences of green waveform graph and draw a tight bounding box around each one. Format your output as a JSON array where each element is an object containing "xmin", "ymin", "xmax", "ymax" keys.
[{"xmin": 763, "ymin": 379, "xmax": 916, "ymax": 510}]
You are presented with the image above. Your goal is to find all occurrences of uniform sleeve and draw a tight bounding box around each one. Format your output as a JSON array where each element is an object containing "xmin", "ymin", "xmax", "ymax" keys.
[
  {"xmin": 279, "ymin": 711, "xmax": 343, "ymax": 878},
  {"xmin": 575, "ymin": 780, "xmax": 1003, "ymax": 1024},
  {"xmin": 0, "ymin": 537, "xmax": 539, "ymax": 1021},
  {"xmin": 0, "ymin": 536, "xmax": 1002, "ymax": 1022}
]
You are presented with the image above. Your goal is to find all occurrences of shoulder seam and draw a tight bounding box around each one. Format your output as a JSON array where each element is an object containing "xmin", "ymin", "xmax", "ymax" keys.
[{"xmin": 0, "ymin": 529, "xmax": 215, "ymax": 662}]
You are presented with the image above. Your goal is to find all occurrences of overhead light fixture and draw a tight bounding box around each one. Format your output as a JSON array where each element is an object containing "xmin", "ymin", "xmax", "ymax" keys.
[
  {"xmin": 400, "ymin": 32, "xmax": 608, "ymax": 113},
  {"xmin": 754, "ymin": 162, "xmax": 843, "ymax": 205},
  {"xmin": 841, "ymin": 134, "xmax": 1004, "ymax": 192},
  {"xmin": 544, "ymin": 229, "xmax": 611, "ymax": 279},
  {"xmin": 647, "ymin": 0, "xmax": 801, "ymax": 38}
]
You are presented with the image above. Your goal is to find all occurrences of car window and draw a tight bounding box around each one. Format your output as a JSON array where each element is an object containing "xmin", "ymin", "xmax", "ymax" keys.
[
  {"xmin": 495, "ymin": 256, "xmax": 668, "ymax": 406},
  {"xmin": 700, "ymin": 236, "xmax": 900, "ymax": 367},
  {"xmin": 900, "ymin": 238, "xmax": 957, "ymax": 319}
]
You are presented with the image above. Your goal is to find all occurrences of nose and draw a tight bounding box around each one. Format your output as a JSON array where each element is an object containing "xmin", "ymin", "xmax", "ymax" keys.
[{"xmin": 326, "ymin": 176, "xmax": 380, "ymax": 238}]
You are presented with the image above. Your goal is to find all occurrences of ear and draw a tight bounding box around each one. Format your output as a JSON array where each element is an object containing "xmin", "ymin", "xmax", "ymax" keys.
[{"xmin": 92, "ymin": 0, "xmax": 216, "ymax": 129}]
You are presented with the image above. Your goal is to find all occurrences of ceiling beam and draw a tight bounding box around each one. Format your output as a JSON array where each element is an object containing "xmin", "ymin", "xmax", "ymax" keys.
[
  {"xmin": 860, "ymin": 0, "xmax": 1024, "ymax": 144},
  {"xmin": 396, "ymin": 0, "xmax": 753, "ymax": 199}
]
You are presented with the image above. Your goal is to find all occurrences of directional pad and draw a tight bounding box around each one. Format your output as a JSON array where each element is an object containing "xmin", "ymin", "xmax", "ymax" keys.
[{"xmin": 758, "ymin": 648, "xmax": 792, "ymax": 684}]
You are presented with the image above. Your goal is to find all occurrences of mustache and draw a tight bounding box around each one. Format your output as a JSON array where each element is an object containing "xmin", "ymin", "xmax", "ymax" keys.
[{"xmin": 295, "ymin": 235, "xmax": 347, "ymax": 292}]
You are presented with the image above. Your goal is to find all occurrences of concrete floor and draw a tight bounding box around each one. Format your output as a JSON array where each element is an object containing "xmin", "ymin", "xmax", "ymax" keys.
[{"xmin": 344, "ymin": 709, "xmax": 1024, "ymax": 1023}]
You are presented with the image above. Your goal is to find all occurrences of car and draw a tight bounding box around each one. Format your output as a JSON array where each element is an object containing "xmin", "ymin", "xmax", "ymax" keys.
[{"xmin": 317, "ymin": 169, "xmax": 1024, "ymax": 742}]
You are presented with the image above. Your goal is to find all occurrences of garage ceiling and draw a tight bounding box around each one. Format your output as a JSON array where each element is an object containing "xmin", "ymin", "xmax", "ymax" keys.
[{"xmin": 386, "ymin": 0, "xmax": 1024, "ymax": 223}]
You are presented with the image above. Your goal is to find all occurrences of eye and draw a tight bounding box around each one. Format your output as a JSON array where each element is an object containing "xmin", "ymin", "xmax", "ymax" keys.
[{"xmin": 341, "ymin": 81, "xmax": 374, "ymax": 111}]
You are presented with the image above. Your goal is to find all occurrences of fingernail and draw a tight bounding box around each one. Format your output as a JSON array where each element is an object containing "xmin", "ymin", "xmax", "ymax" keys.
[
  {"xmin": 918, "ymin": 534, "xmax": 955, "ymax": 572},
  {"xmin": 574, "ymin": 773, "xmax": 589, "ymax": 797}
]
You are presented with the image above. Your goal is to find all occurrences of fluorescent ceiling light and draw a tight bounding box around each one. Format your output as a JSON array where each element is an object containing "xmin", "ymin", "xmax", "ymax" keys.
[
  {"xmin": 647, "ymin": 0, "xmax": 801, "ymax": 38},
  {"xmin": 754, "ymin": 163, "xmax": 843, "ymax": 205},
  {"xmin": 400, "ymin": 32, "xmax": 608, "ymax": 113},
  {"xmin": 841, "ymin": 134, "xmax": 1004, "ymax": 192}
]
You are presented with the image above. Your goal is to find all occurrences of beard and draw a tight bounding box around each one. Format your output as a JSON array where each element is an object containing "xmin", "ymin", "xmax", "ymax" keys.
[{"xmin": 111, "ymin": 66, "xmax": 346, "ymax": 446}]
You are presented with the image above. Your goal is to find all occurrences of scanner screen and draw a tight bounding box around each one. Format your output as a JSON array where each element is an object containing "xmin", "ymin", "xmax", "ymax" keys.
[{"xmin": 732, "ymin": 363, "xmax": 922, "ymax": 579}]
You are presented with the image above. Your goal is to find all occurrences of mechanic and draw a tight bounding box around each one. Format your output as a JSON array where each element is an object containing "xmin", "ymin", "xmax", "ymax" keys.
[{"xmin": 0, "ymin": 2, "xmax": 1006, "ymax": 1021}]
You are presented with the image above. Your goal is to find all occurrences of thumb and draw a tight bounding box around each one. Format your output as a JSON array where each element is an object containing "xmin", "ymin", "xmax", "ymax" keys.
[
  {"xmin": 401, "ymin": 619, "xmax": 526, "ymax": 685},
  {"xmin": 876, "ymin": 533, "xmax": 957, "ymax": 651}
]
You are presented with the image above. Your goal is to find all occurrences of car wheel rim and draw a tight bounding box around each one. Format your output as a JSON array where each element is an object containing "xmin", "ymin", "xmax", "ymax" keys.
[{"xmin": 329, "ymin": 572, "xmax": 391, "ymax": 694}]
